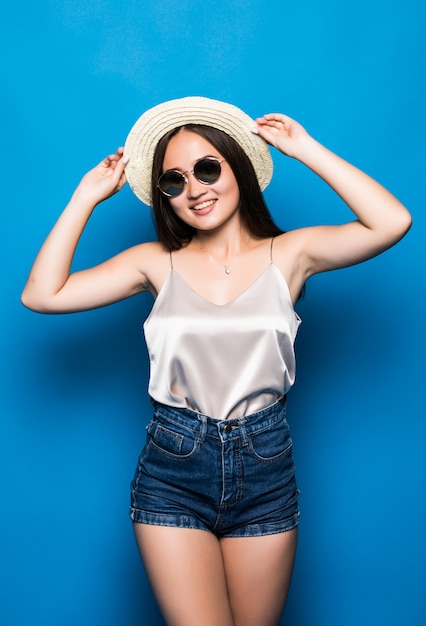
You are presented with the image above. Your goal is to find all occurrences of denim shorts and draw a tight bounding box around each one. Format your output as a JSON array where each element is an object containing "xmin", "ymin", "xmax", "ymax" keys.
[{"xmin": 129, "ymin": 398, "xmax": 300, "ymax": 538}]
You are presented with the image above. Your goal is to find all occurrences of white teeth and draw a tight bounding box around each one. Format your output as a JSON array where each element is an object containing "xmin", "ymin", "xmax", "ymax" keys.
[{"xmin": 193, "ymin": 200, "xmax": 215, "ymax": 211}]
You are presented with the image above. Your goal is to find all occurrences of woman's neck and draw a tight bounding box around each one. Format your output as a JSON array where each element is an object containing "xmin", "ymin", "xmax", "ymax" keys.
[{"xmin": 192, "ymin": 223, "xmax": 252, "ymax": 258}]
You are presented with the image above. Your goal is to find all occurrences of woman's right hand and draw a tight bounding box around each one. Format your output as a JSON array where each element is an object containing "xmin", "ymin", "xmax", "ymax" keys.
[
  {"xmin": 21, "ymin": 147, "xmax": 137, "ymax": 313},
  {"xmin": 75, "ymin": 147, "xmax": 129, "ymax": 206}
]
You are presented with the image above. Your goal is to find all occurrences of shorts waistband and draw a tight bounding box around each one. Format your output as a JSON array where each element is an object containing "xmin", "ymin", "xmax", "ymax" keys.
[{"xmin": 150, "ymin": 397, "xmax": 287, "ymax": 442}]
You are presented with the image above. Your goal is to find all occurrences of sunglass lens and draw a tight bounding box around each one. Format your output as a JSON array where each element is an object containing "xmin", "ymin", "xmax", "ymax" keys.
[
  {"xmin": 158, "ymin": 171, "xmax": 184, "ymax": 197},
  {"xmin": 194, "ymin": 158, "xmax": 221, "ymax": 183},
  {"xmin": 158, "ymin": 159, "xmax": 222, "ymax": 197}
]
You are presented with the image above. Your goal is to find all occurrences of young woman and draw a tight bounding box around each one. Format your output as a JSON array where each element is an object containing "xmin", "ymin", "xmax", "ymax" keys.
[{"xmin": 21, "ymin": 97, "xmax": 411, "ymax": 626}]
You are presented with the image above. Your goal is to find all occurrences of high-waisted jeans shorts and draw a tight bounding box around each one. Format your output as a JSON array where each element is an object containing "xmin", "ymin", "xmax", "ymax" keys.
[{"xmin": 129, "ymin": 398, "xmax": 300, "ymax": 538}]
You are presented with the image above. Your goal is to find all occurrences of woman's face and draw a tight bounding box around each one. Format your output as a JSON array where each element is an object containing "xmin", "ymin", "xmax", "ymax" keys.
[{"xmin": 161, "ymin": 130, "xmax": 241, "ymax": 232}]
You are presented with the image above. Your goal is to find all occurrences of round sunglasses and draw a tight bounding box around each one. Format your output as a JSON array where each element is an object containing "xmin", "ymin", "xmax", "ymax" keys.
[{"xmin": 157, "ymin": 157, "xmax": 225, "ymax": 198}]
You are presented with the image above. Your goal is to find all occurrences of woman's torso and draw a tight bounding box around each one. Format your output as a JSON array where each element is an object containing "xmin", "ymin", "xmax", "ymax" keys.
[{"xmin": 143, "ymin": 238, "xmax": 301, "ymax": 420}]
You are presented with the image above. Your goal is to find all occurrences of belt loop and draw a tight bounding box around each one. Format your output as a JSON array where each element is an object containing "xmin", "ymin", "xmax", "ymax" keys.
[
  {"xmin": 197, "ymin": 414, "xmax": 207, "ymax": 444},
  {"xmin": 238, "ymin": 418, "xmax": 249, "ymax": 446}
]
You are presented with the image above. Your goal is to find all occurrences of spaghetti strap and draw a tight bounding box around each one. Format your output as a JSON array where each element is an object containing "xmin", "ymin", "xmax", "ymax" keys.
[
  {"xmin": 169, "ymin": 250, "xmax": 174, "ymax": 270},
  {"xmin": 270, "ymin": 237, "xmax": 275, "ymax": 263}
]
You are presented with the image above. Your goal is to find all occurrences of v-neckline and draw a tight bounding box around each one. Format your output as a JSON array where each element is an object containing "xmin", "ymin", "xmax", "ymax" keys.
[{"xmin": 154, "ymin": 263, "xmax": 291, "ymax": 308}]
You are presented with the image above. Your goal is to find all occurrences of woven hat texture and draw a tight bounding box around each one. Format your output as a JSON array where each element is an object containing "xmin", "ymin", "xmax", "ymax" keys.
[{"xmin": 124, "ymin": 96, "xmax": 273, "ymax": 206}]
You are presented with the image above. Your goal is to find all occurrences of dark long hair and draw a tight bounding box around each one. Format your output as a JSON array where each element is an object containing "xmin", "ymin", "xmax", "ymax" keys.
[{"xmin": 150, "ymin": 125, "xmax": 283, "ymax": 250}]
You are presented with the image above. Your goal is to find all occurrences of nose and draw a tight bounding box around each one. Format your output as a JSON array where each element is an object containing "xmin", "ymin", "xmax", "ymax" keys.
[{"xmin": 185, "ymin": 171, "xmax": 207, "ymax": 199}]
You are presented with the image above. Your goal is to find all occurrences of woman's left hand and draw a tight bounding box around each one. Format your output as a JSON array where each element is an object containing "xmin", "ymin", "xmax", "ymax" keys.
[
  {"xmin": 254, "ymin": 114, "xmax": 411, "ymax": 279},
  {"xmin": 254, "ymin": 113, "xmax": 312, "ymax": 159}
]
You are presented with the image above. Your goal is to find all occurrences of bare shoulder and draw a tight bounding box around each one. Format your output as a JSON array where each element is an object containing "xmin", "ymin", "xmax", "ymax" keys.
[
  {"xmin": 132, "ymin": 240, "xmax": 173, "ymax": 295},
  {"xmin": 273, "ymin": 225, "xmax": 330, "ymax": 273},
  {"xmin": 123, "ymin": 240, "xmax": 168, "ymax": 267},
  {"xmin": 272, "ymin": 229, "xmax": 311, "ymax": 268},
  {"xmin": 271, "ymin": 229, "xmax": 316, "ymax": 302}
]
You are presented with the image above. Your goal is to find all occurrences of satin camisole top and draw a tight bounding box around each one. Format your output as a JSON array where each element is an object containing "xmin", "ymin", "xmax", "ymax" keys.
[{"xmin": 143, "ymin": 248, "xmax": 301, "ymax": 421}]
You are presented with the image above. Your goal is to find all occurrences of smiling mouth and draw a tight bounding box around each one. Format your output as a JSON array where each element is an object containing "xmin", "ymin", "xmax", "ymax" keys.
[{"xmin": 192, "ymin": 199, "xmax": 216, "ymax": 211}]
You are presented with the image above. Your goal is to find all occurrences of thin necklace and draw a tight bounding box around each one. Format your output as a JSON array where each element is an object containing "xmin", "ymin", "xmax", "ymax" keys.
[{"xmin": 195, "ymin": 235, "xmax": 251, "ymax": 275}]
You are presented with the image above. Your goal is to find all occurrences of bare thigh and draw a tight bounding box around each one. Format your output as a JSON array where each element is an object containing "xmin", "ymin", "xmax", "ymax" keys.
[
  {"xmin": 133, "ymin": 523, "xmax": 297, "ymax": 626},
  {"xmin": 133, "ymin": 523, "xmax": 234, "ymax": 626},
  {"xmin": 220, "ymin": 528, "xmax": 298, "ymax": 626}
]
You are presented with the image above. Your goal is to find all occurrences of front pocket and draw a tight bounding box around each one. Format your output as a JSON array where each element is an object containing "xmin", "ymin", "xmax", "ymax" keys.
[
  {"xmin": 147, "ymin": 418, "xmax": 200, "ymax": 460},
  {"xmin": 152, "ymin": 424, "xmax": 184, "ymax": 454},
  {"xmin": 248, "ymin": 416, "xmax": 293, "ymax": 463}
]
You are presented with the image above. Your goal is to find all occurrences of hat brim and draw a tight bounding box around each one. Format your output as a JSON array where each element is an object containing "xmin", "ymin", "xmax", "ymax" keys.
[{"xmin": 124, "ymin": 96, "xmax": 273, "ymax": 207}]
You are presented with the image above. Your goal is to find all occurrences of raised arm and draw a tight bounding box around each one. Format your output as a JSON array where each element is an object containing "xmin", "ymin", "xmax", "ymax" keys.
[
  {"xmin": 254, "ymin": 114, "xmax": 412, "ymax": 279},
  {"xmin": 21, "ymin": 148, "xmax": 149, "ymax": 313}
]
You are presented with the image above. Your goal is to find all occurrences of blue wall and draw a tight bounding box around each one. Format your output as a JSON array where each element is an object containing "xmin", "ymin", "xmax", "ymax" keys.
[{"xmin": 1, "ymin": 1, "xmax": 425, "ymax": 625}]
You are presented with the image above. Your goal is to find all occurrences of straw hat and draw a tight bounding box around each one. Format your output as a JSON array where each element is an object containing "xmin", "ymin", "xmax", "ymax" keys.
[{"xmin": 124, "ymin": 96, "xmax": 273, "ymax": 206}]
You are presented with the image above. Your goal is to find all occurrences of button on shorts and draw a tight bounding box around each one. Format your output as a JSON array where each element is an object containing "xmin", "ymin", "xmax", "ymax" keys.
[{"xmin": 130, "ymin": 398, "xmax": 300, "ymax": 537}]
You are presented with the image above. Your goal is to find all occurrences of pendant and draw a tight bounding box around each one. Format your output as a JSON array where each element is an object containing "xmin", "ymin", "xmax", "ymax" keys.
[{"xmin": 225, "ymin": 266, "xmax": 231, "ymax": 275}]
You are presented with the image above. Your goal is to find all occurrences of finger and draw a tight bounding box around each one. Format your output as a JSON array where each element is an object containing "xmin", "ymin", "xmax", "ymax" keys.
[
  {"xmin": 112, "ymin": 147, "xmax": 125, "ymax": 164},
  {"xmin": 103, "ymin": 147, "xmax": 125, "ymax": 164},
  {"xmin": 101, "ymin": 154, "xmax": 127, "ymax": 178},
  {"xmin": 100, "ymin": 154, "xmax": 119, "ymax": 168},
  {"xmin": 258, "ymin": 113, "xmax": 288, "ymax": 121},
  {"xmin": 252, "ymin": 125, "xmax": 277, "ymax": 147},
  {"xmin": 111, "ymin": 154, "xmax": 130, "ymax": 185},
  {"xmin": 254, "ymin": 124, "xmax": 280, "ymax": 139},
  {"xmin": 256, "ymin": 113, "xmax": 290, "ymax": 129}
]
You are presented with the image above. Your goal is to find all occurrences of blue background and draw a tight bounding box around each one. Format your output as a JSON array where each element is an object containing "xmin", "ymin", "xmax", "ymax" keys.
[{"xmin": 1, "ymin": 1, "xmax": 425, "ymax": 625}]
